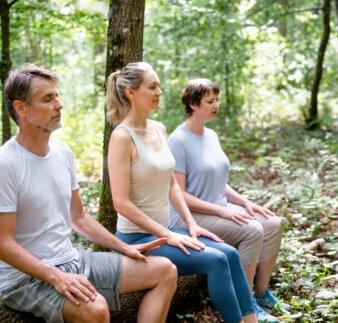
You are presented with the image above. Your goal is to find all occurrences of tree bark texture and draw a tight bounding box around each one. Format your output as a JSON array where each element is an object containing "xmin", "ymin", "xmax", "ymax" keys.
[
  {"xmin": 0, "ymin": 0, "xmax": 16, "ymax": 143},
  {"xmin": 0, "ymin": 276, "xmax": 207, "ymax": 323},
  {"xmin": 307, "ymin": 0, "xmax": 331, "ymax": 129},
  {"xmin": 98, "ymin": 0, "xmax": 145, "ymax": 233}
]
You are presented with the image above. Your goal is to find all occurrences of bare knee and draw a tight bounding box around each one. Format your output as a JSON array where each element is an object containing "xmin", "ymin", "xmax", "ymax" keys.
[
  {"xmin": 158, "ymin": 257, "xmax": 178, "ymax": 283},
  {"xmin": 80, "ymin": 293, "xmax": 109, "ymax": 323}
]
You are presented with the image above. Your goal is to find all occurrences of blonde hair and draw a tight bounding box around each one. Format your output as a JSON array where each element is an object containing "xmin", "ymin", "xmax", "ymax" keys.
[{"xmin": 106, "ymin": 62, "xmax": 153, "ymax": 124}]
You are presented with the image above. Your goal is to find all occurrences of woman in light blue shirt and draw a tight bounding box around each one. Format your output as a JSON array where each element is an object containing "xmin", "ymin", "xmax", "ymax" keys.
[{"xmin": 169, "ymin": 79, "xmax": 287, "ymax": 322}]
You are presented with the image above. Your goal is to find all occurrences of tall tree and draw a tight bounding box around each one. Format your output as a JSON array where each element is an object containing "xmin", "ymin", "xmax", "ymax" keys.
[
  {"xmin": 0, "ymin": 0, "xmax": 19, "ymax": 143},
  {"xmin": 98, "ymin": 0, "xmax": 145, "ymax": 232},
  {"xmin": 307, "ymin": 0, "xmax": 331, "ymax": 129}
]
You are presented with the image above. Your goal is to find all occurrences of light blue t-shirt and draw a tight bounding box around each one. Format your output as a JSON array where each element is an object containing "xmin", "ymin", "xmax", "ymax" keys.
[{"xmin": 168, "ymin": 124, "xmax": 230, "ymax": 227}]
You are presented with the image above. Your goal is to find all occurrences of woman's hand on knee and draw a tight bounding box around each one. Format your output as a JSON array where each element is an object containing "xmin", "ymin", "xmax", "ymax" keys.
[
  {"xmin": 188, "ymin": 223, "xmax": 223, "ymax": 243},
  {"xmin": 217, "ymin": 206, "xmax": 254, "ymax": 225},
  {"xmin": 167, "ymin": 232, "xmax": 204, "ymax": 255},
  {"xmin": 244, "ymin": 200, "xmax": 276, "ymax": 218}
]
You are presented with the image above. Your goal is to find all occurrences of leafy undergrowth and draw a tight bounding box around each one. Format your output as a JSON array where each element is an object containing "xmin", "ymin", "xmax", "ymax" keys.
[
  {"xmin": 80, "ymin": 124, "xmax": 337, "ymax": 322},
  {"xmin": 223, "ymin": 124, "xmax": 337, "ymax": 322}
]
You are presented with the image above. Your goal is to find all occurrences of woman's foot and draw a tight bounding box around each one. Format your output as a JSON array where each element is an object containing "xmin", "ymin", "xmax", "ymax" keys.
[{"xmin": 255, "ymin": 289, "xmax": 290, "ymax": 314}]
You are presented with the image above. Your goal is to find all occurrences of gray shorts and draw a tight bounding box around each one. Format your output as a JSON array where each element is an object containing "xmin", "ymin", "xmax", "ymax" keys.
[{"xmin": 1, "ymin": 247, "xmax": 122, "ymax": 323}]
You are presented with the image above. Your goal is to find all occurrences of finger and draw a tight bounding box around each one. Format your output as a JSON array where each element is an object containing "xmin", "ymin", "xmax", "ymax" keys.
[
  {"xmin": 177, "ymin": 243, "xmax": 190, "ymax": 255},
  {"xmin": 68, "ymin": 286, "xmax": 90, "ymax": 303},
  {"xmin": 133, "ymin": 252, "xmax": 147, "ymax": 262},
  {"xmin": 79, "ymin": 276, "xmax": 97, "ymax": 298},
  {"xmin": 257, "ymin": 211, "xmax": 270, "ymax": 219},
  {"xmin": 189, "ymin": 229, "xmax": 197, "ymax": 239},
  {"xmin": 263, "ymin": 208, "xmax": 276, "ymax": 216},
  {"xmin": 138, "ymin": 238, "xmax": 167, "ymax": 253},
  {"xmin": 234, "ymin": 216, "xmax": 248, "ymax": 225},
  {"xmin": 203, "ymin": 231, "xmax": 223, "ymax": 242},
  {"xmin": 187, "ymin": 237, "xmax": 205, "ymax": 249},
  {"xmin": 64, "ymin": 291, "xmax": 81, "ymax": 306},
  {"xmin": 240, "ymin": 212, "xmax": 255, "ymax": 220},
  {"xmin": 182, "ymin": 239, "xmax": 203, "ymax": 251}
]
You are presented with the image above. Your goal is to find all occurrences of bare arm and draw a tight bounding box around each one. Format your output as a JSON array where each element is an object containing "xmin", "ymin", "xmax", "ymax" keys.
[
  {"xmin": 70, "ymin": 190, "xmax": 166, "ymax": 260},
  {"xmin": 169, "ymin": 174, "xmax": 222, "ymax": 243},
  {"xmin": 0, "ymin": 212, "xmax": 96, "ymax": 305},
  {"xmin": 225, "ymin": 185, "xmax": 276, "ymax": 218},
  {"xmin": 174, "ymin": 171, "xmax": 254, "ymax": 225}
]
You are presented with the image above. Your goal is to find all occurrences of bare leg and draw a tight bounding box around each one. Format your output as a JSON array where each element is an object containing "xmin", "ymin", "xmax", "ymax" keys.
[
  {"xmin": 244, "ymin": 264, "xmax": 257, "ymax": 290},
  {"xmin": 243, "ymin": 313, "xmax": 258, "ymax": 323},
  {"xmin": 63, "ymin": 293, "xmax": 110, "ymax": 323},
  {"xmin": 254, "ymin": 256, "xmax": 277, "ymax": 297},
  {"xmin": 119, "ymin": 256, "xmax": 177, "ymax": 323}
]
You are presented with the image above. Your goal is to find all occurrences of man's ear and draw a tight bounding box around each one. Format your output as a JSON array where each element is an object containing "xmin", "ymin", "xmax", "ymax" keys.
[{"xmin": 13, "ymin": 100, "xmax": 27, "ymax": 118}]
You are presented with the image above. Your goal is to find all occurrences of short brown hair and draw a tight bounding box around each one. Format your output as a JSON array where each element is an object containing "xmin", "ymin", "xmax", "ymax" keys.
[
  {"xmin": 181, "ymin": 79, "xmax": 219, "ymax": 116},
  {"xmin": 4, "ymin": 64, "xmax": 57, "ymax": 125}
]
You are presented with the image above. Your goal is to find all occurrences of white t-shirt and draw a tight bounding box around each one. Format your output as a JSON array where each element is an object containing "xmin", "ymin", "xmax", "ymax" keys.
[{"xmin": 0, "ymin": 137, "xmax": 79, "ymax": 291}]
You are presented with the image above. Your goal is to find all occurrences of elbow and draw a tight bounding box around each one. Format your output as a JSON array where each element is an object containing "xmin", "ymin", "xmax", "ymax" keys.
[{"xmin": 112, "ymin": 198, "xmax": 128, "ymax": 214}]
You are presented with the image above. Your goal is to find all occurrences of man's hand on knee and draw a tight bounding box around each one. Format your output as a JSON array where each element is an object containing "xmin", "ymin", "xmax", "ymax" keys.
[{"xmin": 49, "ymin": 269, "xmax": 97, "ymax": 306}]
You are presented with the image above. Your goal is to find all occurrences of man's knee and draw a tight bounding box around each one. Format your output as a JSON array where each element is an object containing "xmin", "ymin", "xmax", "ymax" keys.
[
  {"xmin": 78, "ymin": 293, "xmax": 109, "ymax": 323},
  {"xmin": 153, "ymin": 257, "xmax": 178, "ymax": 285}
]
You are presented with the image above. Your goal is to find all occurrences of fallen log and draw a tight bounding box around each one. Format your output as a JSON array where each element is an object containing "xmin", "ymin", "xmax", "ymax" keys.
[{"xmin": 0, "ymin": 276, "xmax": 208, "ymax": 323}]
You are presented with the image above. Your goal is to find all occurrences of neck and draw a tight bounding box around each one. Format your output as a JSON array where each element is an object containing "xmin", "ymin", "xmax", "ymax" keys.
[
  {"xmin": 16, "ymin": 128, "xmax": 51, "ymax": 157},
  {"xmin": 123, "ymin": 108, "xmax": 148, "ymax": 130},
  {"xmin": 185, "ymin": 115, "xmax": 205, "ymax": 135}
]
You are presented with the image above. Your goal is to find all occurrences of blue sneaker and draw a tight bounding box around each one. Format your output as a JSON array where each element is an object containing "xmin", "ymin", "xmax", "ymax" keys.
[
  {"xmin": 253, "ymin": 297, "xmax": 279, "ymax": 322},
  {"xmin": 256, "ymin": 289, "xmax": 290, "ymax": 314}
]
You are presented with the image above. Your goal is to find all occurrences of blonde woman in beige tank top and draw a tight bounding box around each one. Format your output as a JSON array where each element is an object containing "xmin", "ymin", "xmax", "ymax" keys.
[{"xmin": 106, "ymin": 62, "xmax": 258, "ymax": 323}]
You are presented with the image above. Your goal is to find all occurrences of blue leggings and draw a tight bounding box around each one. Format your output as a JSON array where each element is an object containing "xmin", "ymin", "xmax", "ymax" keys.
[{"xmin": 116, "ymin": 228, "xmax": 254, "ymax": 323}]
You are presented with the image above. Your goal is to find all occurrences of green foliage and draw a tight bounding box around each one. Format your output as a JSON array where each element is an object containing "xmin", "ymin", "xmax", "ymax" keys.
[{"xmin": 222, "ymin": 124, "xmax": 338, "ymax": 321}]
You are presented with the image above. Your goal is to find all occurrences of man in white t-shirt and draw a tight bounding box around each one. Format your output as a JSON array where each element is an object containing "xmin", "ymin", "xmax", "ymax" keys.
[{"xmin": 0, "ymin": 65, "xmax": 177, "ymax": 323}]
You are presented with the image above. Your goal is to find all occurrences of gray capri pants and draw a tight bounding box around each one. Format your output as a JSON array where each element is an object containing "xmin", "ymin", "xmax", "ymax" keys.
[
  {"xmin": 1, "ymin": 247, "xmax": 122, "ymax": 323},
  {"xmin": 175, "ymin": 203, "xmax": 283, "ymax": 266}
]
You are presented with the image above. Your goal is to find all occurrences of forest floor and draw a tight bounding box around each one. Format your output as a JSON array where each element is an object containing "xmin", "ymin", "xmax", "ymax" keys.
[{"xmin": 80, "ymin": 123, "xmax": 337, "ymax": 323}]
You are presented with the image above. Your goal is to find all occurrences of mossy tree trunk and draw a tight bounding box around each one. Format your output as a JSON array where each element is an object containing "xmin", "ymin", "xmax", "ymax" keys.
[
  {"xmin": 98, "ymin": 0, "xmax": 145, "ymax": 232},
  {"xmin": 307, "ymin": 0, "xmax": 331, "ymax": 130},
  {"xmin": 0, "ymin": 0, "xmax": 19, "ymax": 144}
]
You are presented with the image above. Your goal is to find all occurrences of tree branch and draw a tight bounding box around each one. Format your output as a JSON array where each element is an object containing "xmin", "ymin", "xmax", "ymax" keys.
[{"xmin": 8, "ymin": 0, "xmax": 19, "ymax": 8}]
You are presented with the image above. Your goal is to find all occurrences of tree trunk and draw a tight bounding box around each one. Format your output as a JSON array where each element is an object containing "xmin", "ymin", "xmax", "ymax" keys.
[
  {"xmin": 98, "ymin": 0, "xmax": 145, "ymax": 233},
  {"xmin": 278, "ymin": 0, "xmax": 289, "ymax": 37},
  {"xmin": 307, "ymin": 0, "xmax": 331, "ymax": 130},
  {"xmin": 0, "ymin": 0, "xmax": 14, "ymax": 143}
]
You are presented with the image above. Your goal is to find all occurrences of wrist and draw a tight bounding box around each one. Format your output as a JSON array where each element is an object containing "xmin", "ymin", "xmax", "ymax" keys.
[
  {"xmin": 45, "ymin": 265, "xmax": 62, "ymax": 286},
  {"xmin": 215, "ymin": 205, "xmax": 225, "ymax": 217}
]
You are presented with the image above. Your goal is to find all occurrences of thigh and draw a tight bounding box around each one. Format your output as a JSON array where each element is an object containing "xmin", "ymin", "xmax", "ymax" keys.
[
  {"xmin": 2, "ymin": 277, "xmax": 65, "ymax": 323},
  {"xmin": 129, "ymin": 229, "xmax": 233, "ymax": 276},
  {"xmin": 87, "ymin": 250, "xmax": 122, "ymax": 312},
  {"xmin": 118, "ymin": 255, "xmax": 175, "ymax": 294},
  {"xmin": 189, "ymin": 209, "xmax": 263, "ymax": 248}
]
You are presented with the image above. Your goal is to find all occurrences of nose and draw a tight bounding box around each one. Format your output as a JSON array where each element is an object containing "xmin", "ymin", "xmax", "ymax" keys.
[
  {"xmin": 157, "ymin": 87, "xmax": 162, "ymax": 96},
  {"xmin": 55, "ymin": 98, "xmax": 63, "ymax": 111}
]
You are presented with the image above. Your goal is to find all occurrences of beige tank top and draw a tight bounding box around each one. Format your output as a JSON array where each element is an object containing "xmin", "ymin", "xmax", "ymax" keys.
[{"xmin": 116, "ymin": 120, "xmax": 175, "ymax": 233}]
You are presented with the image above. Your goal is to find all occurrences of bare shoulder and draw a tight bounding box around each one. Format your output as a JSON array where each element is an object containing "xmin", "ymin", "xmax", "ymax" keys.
[{"xmin": 109, "ymin": 127, "xmax": 133, "ymax": 146}]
